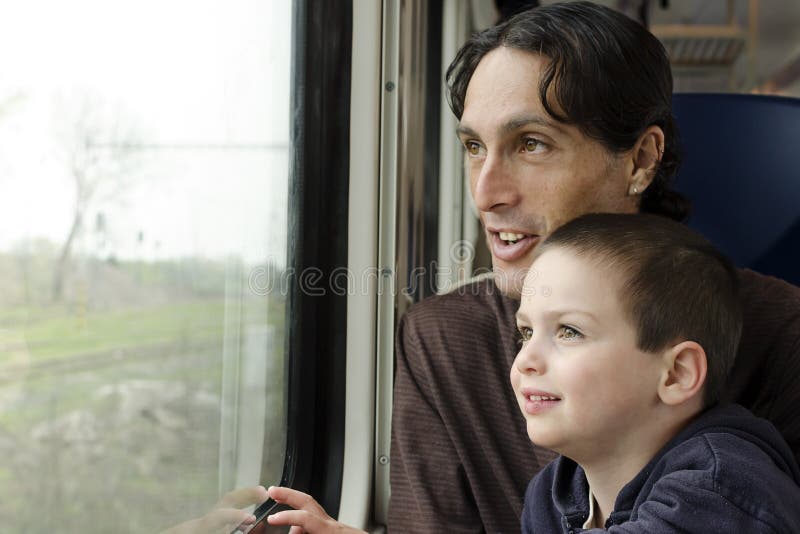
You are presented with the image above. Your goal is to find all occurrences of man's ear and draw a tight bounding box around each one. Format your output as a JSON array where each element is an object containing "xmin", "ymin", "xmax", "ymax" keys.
[
  {"xmin": 627, "ymin": 125, "xmax": 665, "ymax": 196},
  {"xmin": 657, "ymin": 340, "xmax": 707, "ymax": 406}
]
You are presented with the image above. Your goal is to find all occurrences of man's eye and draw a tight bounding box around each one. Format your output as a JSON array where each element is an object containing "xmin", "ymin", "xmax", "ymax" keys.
[
  {"xmin": 517, "ymin": 326, "xmax": 533, "ymax": 343},
  {"xmin": 465, "ymin": 141, "xmax": 482, "ymax": 156},
  {"xmin": 557, "ymin": 325, "xmax": 582, "ymax": 340},
  {"xmin": 522, "ymin": 137, "xmax": 542, "ymax": 153}
]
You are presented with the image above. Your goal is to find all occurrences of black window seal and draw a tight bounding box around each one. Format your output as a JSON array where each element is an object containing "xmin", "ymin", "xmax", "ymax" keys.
[{"xmin": 275, "ymin": 0, "xmax": 352, "ymax": 520}]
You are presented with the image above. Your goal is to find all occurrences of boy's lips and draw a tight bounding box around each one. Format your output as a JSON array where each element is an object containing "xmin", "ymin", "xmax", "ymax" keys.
[
  {"xmin": 520, "ymin": 387, "xmax": 561, "ymax": 415},
  {"xmin": 489, "ymin": 231, "xmax": 540, "ymax": 262}
]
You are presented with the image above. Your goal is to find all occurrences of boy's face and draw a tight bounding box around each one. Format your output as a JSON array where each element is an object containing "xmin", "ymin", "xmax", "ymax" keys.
[{"xmin": 510, "ymin": 248, "xmax": 665, "ymax": 463}]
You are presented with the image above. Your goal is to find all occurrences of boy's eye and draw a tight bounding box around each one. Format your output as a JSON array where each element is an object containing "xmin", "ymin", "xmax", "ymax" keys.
[
  {"xmin": 517, "ymin": 326, "xmax": 533, "ymax": 343},
  {"xmin": 557, "ymin": 325, "xmax": 582, "ymax": 340}
]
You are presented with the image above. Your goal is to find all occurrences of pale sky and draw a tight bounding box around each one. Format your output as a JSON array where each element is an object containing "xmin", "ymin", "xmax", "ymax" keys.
[{"xmin": 0, "ymin": 0, "xmax": 291, "ymax": 265}]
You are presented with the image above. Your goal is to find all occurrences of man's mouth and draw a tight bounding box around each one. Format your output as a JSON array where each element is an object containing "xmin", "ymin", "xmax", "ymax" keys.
[
  {"xmin": 490, "ymin": 231, "xmax": 539, "ymax": 262},
  {"xmin": 498, "ymin": 231, "xmax": 527, "ymax": 245}
]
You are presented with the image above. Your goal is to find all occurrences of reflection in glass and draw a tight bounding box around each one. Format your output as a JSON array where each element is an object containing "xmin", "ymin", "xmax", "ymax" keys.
[{"xmin": 0, "ymin": 1, "xmax": 291, "ymax": 531}]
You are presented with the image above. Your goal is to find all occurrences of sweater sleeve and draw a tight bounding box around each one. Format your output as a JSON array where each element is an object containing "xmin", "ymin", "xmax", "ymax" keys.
[
  {"xmin": 601, "ymin": 477, "xmax": 784, "ymax": 534},
  {"xmin": 766, "ymin": 331, "xmax": 800, "ymax": 466},
  {"xmin": 388, "ymin": 311, "xmax": 485, "ymax": 533},
  {"xmin": 732, "ymin": 269, "xmax": 800, "ymax": 467}
]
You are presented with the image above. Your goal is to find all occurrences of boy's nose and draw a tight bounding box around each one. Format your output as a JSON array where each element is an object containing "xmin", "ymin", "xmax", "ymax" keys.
[{"xmin": 513, "ymin": 341, "xmax": 545, "ymax": 375}]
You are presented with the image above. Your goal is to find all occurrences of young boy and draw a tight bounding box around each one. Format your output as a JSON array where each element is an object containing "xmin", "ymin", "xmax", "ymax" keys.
[{"xmin": 512, "ymin": 213, "xmax": 800, "ymax": 533}]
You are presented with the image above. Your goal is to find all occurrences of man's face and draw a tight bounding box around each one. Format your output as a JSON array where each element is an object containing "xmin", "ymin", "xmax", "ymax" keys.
[
  {"xmin": 509, "ymin": 248, "xmax": 663, "ymax": 464},
  {"xmin": 458, "ymin": 47, "xmax": 638, "ymax": 298}
]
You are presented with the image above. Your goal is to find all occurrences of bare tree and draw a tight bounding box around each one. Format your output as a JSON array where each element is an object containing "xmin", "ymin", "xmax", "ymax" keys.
[
  {"xmin": 0, "ymin": 91, "xmax": 25, "ymax": 120},
  {"xmin": 51, "ymin": 95, "xmax": 143, "ymax": 302},
  {"xmin": 0, "ymin": 92, "xmax": 27, "ymax": 183}
]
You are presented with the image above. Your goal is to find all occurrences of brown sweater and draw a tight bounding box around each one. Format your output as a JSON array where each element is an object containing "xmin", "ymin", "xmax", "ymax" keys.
[{"xmin": 388, "ymin": 269, "xmax": 800, "ymax": 533}]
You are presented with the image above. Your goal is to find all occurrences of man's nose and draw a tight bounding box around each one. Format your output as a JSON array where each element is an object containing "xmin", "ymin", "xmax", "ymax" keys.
[{"xmin": 472, "ymin": 152, "xmax": 521, "ymax": 212}]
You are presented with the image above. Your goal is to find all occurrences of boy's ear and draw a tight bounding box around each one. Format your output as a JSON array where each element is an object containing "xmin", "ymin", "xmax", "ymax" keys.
[
  {"xmin": 657, "ymin": 341, "xmax": 707, "ymax": 406},
  {"xmin": 627, "ymin": 125, "xmax": 665, "ymax": 196}
]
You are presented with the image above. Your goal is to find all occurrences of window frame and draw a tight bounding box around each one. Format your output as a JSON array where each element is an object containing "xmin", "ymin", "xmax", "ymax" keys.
[{"xmin": 276, "ymin": 0, "xmax": 353, "ymax": 518}]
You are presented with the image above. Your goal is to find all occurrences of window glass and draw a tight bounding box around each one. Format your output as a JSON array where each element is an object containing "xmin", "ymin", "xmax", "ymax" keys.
[{"xmin": 0, "ymin": 1, "xmax": 291, "ymax": 531}]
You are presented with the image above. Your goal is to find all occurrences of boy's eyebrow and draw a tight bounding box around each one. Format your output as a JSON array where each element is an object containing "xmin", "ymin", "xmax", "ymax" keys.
[
  {"xmin": 544, "ymin": 308, "xmax": 598, "ymax": 322},
  {"xmin": 515, "ymin": 309, "xmax": 598, "ymax": 325}
]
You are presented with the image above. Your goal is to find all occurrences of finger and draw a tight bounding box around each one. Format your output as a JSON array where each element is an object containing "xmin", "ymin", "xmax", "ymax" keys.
[
  {"xmin": 217, "ymin": 486, "xmax": 269, "ymax": 509},
  {"xmin": 245, "ymin": 520, "xmax": 267, "ymax": 534},
  {"xmin": 267, "ymin": 509, "xmax": 327, "ymax": 531},
  {"xmin": 201, "ymin": 509, "xmax": 258, "ymax": 533},
  {"xmin": 159, "ymin": 510, "xmax": 256, "ymax": 534},
  {"xmin": 267, "ymin": 486, "xmax": 328, "ymax": 517},
  {"xmin": 289, "ymin": 527, "xmax": 304, "ymax": 534}
]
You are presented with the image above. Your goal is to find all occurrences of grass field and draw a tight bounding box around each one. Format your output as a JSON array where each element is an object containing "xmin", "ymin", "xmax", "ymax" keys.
[
  {"xmin": 10, "ymin": 300, "xmax": 225, "ymax": 359},
  {"xmin": 0, "ymin": 288, "xmax": 287, "ymax": 531}
]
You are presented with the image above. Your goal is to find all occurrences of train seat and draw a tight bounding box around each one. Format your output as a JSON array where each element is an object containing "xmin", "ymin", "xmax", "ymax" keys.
[{"xmin": 671, "ymin": 93, "xmax": 800, "ymax": 286}]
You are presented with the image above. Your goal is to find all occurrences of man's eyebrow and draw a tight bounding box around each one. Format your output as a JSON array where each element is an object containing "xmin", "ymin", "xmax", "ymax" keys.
[
  {"xmin": 456, "ymin": 114, "xmax": 563, "ymax": 138},
  {"xmin": 456, "ymin": 123, "xmax": 479, "ymax": 138},
  {"xmin": 502, "ymin": 114, "xmax": 561, "ymax": 134}
]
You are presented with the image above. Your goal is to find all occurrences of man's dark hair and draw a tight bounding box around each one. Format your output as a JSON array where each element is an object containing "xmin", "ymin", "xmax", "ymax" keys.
[
  {"xmin": 495, "ymin": 0, "xmax": 540, "ymax": 22},
  {"xmin": 446, "ymin": 1, "xmax": 689, "ymax": 222},
  {"xmin": 537, "ymin": 213, "xmax": 741, "ymax": 407}
]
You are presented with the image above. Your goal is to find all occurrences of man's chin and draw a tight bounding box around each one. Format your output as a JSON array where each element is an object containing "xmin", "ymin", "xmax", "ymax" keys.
[{"xmin": 491, "ymin": 265, "xmax": 528, "ymax": 299}]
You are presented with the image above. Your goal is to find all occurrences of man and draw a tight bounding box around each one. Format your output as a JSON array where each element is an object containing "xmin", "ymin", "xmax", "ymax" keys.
[{"xmin": 265, "ymin": 2, "xmax": 800, "ymax": 533}]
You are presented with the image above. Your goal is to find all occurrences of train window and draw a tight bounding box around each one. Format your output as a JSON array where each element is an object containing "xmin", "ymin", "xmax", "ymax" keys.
[{"xmin": 0, "ymin": 1, "xmax": 291, "ymax": 531}]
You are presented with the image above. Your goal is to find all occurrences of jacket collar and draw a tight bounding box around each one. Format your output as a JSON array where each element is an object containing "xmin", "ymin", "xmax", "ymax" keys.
[{"xmin": 550, "ymin": 403, "xmax": 800, "ymax": 529}]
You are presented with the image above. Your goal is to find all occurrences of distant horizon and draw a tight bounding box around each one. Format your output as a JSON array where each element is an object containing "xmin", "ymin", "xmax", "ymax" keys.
[{"xmin": 0, "ymin": 0, "xmax": 291, "ymax": 265}]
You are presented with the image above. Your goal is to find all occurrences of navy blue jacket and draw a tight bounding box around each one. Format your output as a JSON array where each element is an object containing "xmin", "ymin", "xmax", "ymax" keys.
[{"xmin": 522, "ymin": 404, "xmax": 800, "ymax": 533}]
